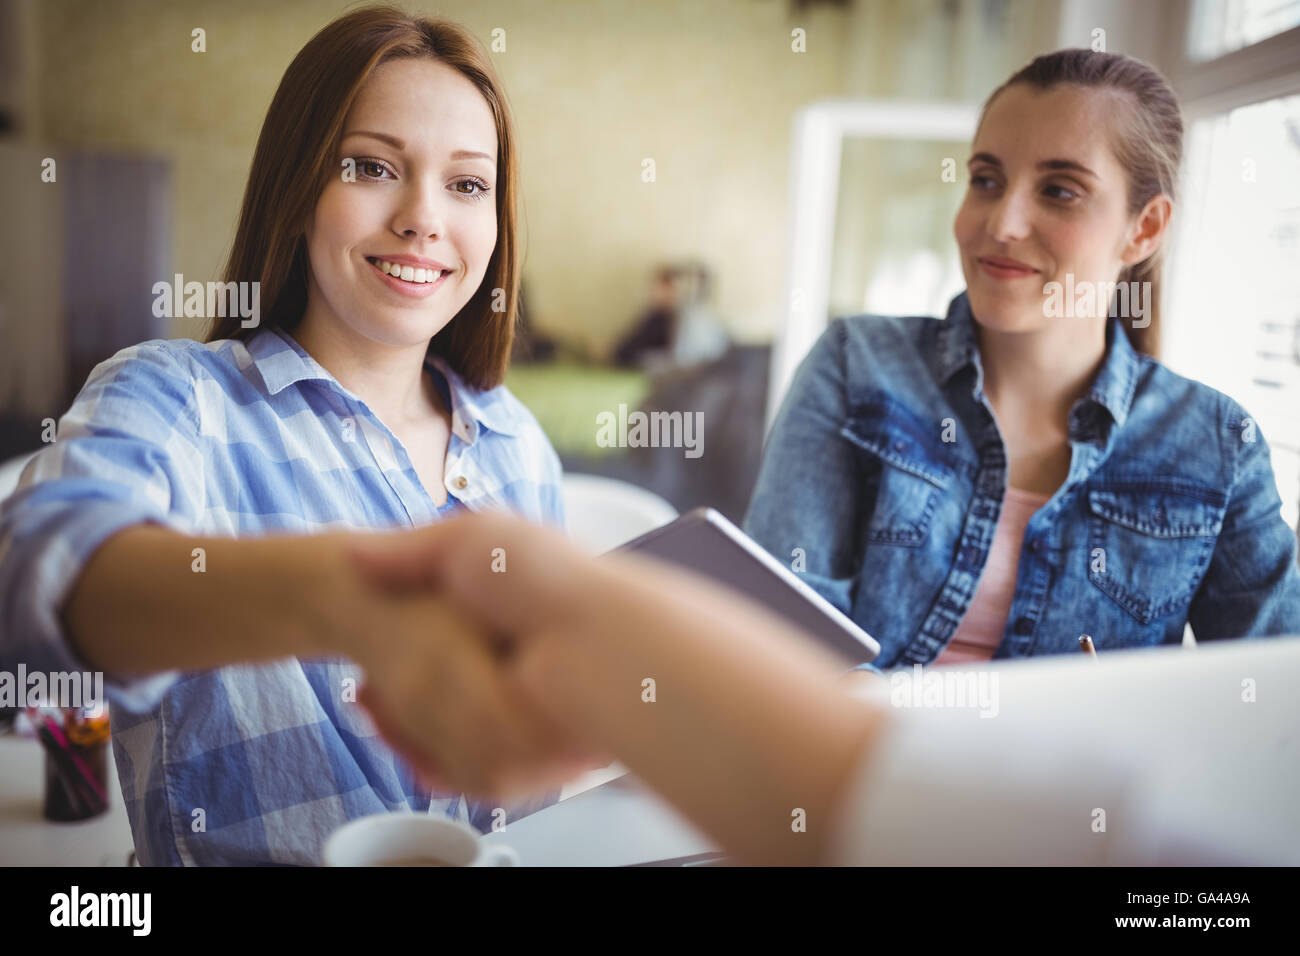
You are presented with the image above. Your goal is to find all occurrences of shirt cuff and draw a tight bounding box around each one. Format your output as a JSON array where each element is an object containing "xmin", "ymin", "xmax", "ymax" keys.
[{"xmin": 3, "ymin": 501, "xmax": 185, "ymax": 714}]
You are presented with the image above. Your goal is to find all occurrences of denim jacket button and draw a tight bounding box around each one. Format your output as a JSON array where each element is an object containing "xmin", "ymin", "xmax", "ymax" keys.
[{"xmin": 1013, "ymin": 616, "xmax": 1034, "ymax": 635}]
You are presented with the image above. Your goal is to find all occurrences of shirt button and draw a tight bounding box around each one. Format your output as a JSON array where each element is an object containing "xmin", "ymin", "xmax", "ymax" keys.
[
  {"xmin": 1029, "ymin": 539, "xmax": 1041, "ymax": 554},
  {"xmin": 1013, "ymin": 616, "xmax": 1034, "ymax": 636},
  {"xmin": 454, "ymin": 476, "xmax": 468, "ymax": 490}
]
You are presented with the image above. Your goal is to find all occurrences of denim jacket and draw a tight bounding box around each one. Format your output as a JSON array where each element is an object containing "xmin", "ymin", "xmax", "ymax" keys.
[{"xmin": 743, "ymin": 292, "xmax": 1300, "ymax": 669}]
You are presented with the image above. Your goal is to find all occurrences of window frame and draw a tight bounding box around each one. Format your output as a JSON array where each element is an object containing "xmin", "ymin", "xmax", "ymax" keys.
[
  {"xmin": 1156, "ymin": 2, "xmax": 1300, "ymax": 532},
  {"xmin": 1160, "ymin": 2, "xmax": 1300, "ymax": 118},
  {"xmin": 765, "ymin": 100, "xmax": 979, "ymax": 431}
]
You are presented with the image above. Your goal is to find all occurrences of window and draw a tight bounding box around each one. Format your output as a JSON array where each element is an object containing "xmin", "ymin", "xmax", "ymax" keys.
[
  {"xmin": 1163, "ymin": 5, "xmax": 1300, "ymax": 532},
  {"xmin": 1165, "ymin": 94, "xmax": 1300, "ymax": 530},
  {"xmin": 830, "ymin": 137, "xmax": 968, "ymax": 322},
  {"xmin": 1188, "ymin": 0, "xmax": 1300, "ymax": 61}
]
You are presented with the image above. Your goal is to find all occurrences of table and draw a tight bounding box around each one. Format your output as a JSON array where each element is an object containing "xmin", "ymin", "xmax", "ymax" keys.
[
  {"xmin": 483, "ymin": 769, "xmax": 720, "ymax": 866},
  {"xmin": 0, "ymin": 732, "xmax": 136, "ymax": 866}
]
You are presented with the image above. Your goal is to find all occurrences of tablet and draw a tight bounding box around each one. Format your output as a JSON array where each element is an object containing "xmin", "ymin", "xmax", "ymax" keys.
[{"xmin": 612, "ymin": 508, "xmax": 880, "ymax": 665}]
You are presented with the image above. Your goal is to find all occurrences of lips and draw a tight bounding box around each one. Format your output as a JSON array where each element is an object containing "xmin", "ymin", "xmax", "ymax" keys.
[
  {"xmin": 367, "ymin": 252, "xmax": 451, "ymax": 271},
  {"xmin": 978, "ymin": 256, "xmax": 1039, "ymax": 280},
  {"xmin": 364, "ymin": 256, "xmax": 448, "ymax": 298}
]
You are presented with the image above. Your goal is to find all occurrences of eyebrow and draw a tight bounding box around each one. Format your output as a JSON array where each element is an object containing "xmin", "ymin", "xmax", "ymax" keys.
[
  {"xmin": 967, "ymin": 152, "xmax": 1098, "ymax": 179},
  {"xmin": 342, "ymin": 130, "xmax": 495, "ymax": 164}
]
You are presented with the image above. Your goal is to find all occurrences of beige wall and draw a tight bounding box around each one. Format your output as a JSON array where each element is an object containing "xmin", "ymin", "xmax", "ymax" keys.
[
  {"xmin": 28, "ymin": 0, "xmax": 850, "ymax": 352},
  {"xmin": 0, "ymin": 141, "xmax": 65, "ymax": 418}
]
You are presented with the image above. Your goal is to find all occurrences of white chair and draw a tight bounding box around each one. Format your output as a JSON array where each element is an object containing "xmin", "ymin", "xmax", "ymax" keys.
[{"xmin": 561, "ymin": 472, "xmax": 677, "ymax": 555}]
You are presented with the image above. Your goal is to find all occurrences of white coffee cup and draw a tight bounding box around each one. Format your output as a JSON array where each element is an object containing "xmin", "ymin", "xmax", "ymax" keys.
[{"xmin": 323, "ymin": 813, "xmax": 520, "ymax": 867}]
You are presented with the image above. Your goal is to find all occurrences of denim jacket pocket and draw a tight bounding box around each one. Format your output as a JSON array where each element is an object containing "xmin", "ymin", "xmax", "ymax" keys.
[
  {"xmin": 1086, "ymin": 482, "xmax": 1226, "ymax": 624},
  {"xmin": 840, "ymin": 405, "xmax": 955, "ymax": 547}
]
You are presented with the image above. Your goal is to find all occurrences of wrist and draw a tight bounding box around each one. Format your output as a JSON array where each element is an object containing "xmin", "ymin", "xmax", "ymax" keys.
[{"xmin": 278, "ymin": 531, "xmax": 369, "ymax": 662}]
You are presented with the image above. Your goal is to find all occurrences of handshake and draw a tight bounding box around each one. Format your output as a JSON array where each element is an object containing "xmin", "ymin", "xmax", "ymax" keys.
[
  {"xmin": 312, "ymin": 511, "xmax": 883, "ymax": 866},
  {"xmin": 328, "ymin": 512, "xmax": 623, "ymax": 801},
  {"xmin": 61, "ymin": 508, "xmax": 875, "ymax": 864}
]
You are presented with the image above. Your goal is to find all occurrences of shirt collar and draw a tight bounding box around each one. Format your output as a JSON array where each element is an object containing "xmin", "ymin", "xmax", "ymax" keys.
[
  {"xmin": 1082, "ymin": 313, "xmax": 1140, "ymax": 430},
  {"xmin": 933, "ymin": 290, "xmax": 1139, "ymax": 430},
  {"xmin": 933, "ymin": 291, "xmax": 980, "ymax": 386},
  {"xmin": 424, "ymin": 351, "xmax": 522, "ymax": 438},
  {"xmin": 246, "ymin": 327, "xmax": 521, "ymax": 437}
]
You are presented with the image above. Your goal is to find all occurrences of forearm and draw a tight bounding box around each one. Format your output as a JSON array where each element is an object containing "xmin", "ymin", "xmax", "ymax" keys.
[
  {"xmin": 60, "ymin": 523, "xmax": 358, "ymax": 680},
  {"xmin": 517, "ymin": 555, "xmax": 888, "ymax": 865}
]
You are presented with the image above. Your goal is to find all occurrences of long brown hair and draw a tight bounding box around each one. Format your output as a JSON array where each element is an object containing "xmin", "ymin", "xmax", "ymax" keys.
[
  {"xmin": 979, "ymin": 49, "xmax": 1183, "ymax": 357},
  {"xmin": 206, "ymin": 5, "xmax": 520, "ymax": 389}
]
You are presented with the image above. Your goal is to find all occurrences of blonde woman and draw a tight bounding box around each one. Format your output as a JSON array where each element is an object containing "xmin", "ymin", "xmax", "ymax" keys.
[{"xmin": 744, "ymin": 49, "xmax": 1300, "ymax": 675}]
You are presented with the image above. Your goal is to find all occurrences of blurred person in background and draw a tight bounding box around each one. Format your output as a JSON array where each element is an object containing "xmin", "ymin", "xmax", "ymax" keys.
[{"xmin": 614, "ymin": 261, "xmax": 728, "ymax": 369}]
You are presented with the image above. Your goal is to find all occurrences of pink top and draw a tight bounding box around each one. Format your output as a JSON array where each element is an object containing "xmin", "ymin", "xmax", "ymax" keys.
[{"xmin": 934, "ymin": 486, "xmax": 1049, "ymax": 666}]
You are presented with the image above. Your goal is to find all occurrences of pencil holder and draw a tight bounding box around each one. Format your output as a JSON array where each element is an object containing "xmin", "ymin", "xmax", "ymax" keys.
[{"xmin": 43, "ymin": 736, "xmax": 109, "ymax": 822}]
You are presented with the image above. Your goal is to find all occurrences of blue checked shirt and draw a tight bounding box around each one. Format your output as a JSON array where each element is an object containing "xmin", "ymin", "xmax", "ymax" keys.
[{"xmin": 0, "ymin": 326, "xmax": 566, "ymax": 865}]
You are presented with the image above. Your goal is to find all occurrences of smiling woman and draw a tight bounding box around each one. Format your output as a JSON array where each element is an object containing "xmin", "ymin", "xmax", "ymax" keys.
[
  {"xmin": 744, "ymin": 48, "xmax": 1300, "ymax": 676},
  {"xmin": 208, "ymin": 13, "xmax": 518, "ymax": 389},
  {"xmin": 0, "ymin": 5, "xmax": 573, "ymax": 866},
  {"xmin": 300, "ymin": 58, "xmax": 501, "ymax": 365},
  {"xmin": 200, "ymin": 9, "xmax": 535, "ymax": 509}
]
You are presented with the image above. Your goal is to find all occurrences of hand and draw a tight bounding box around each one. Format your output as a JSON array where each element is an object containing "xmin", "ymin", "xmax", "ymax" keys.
[
  {"xmin": 339, "ymin": 519, "xmax": 607, "ymax": 798},
  {"xmin": 344, "ymin": 511, "xmax": 595, "ymax": 642}
]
